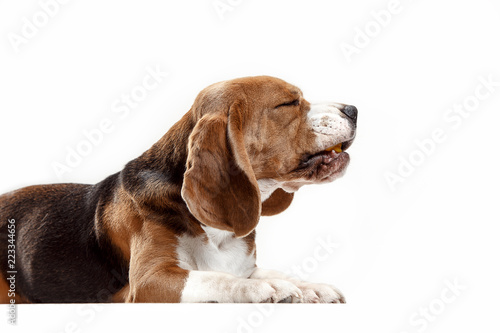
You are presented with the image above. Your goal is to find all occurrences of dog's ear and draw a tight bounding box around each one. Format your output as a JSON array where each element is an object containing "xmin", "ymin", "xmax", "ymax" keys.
[
  {"xmin": 261, "ymin": 189, "xmax": 294, "ymax": 216},
  {"xmin": 181, "ymin": 102, "xmax": 261, "ymax": 237}
]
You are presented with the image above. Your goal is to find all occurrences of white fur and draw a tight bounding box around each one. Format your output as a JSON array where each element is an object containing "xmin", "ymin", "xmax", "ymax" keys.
[
  {"xmin": 180, "ymin": 270, "xmax": 303, "ymax": 303},
  {"xmin": 176, "ymin": 226, "xmax": 305, "ymax": 303},
  {"xmin": 176, "ymin": 226, "xmax": 344, "ymax": 303},
  {"xmin": 257, "ymin": 178, "xmax": 281, "ymax": 201},
  {"xmin": 250, "ymin": 268, "xmax": 345, "ymax": 303},
  {"xmin": 307, "ymin": 103, "xmax": 354, "ymax": 150},
  {"xmin": 257, "ymin": 178, "xmax": 306, "ymax": 196},
  {"xmin": 176, "ymin": 226, "xmax": 255, "ymax": 278}
]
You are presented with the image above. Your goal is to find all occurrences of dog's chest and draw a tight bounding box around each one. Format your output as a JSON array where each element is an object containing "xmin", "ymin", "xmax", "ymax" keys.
[{"xmin": 175, "ymin": 226, "xmax": 256, "ymax": 278}]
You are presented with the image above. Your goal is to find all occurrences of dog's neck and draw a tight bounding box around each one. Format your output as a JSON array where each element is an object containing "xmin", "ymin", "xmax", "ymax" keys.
[{"xmin": 257, "ymin": 179, "xmax": 280, "ymax": 201}]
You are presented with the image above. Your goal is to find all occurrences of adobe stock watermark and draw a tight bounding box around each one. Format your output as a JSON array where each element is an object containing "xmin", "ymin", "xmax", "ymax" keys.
[
  {"xmin": 385, "ymin": 74, "xmax": 499, "ymax": 192},
  {"xmin": 6, "ymin": 219, "xmax": 17, "ymax": 325},
  {"xmin": 7, "ymin": 0, "xmax": 72, "ymax": 54},
  {"xmin": 212, "ymin": 0, "xmax": 245, "ymax": 21},
  {"xmin": 340, "ymin": 0, "xmax": 415, "ymax": 63},
  {"xmin": 282, "ymin": 235, "xmax": 340, "ymax": 281},
  {"xmin": 236, "ymin": 235, "xmax": 340, "ymax": 333},
  {"xmin": 399, "ymin": 278, "xmax": 466, "ymax": 333},
  {"xmin": 51, "ymin": 65, "xmax": 169, "ymax": 180}
]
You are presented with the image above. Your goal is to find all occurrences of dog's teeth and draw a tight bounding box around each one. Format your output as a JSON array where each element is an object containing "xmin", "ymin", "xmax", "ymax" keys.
[{"xmin": 325, "ymin": 143, "xmax": 343, "ymax": 153}]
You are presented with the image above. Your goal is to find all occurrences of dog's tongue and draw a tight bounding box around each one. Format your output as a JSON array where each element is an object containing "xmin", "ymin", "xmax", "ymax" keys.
[{"xmin": 325, "ymin": 143, "xmax": 343, "ymax": 153}]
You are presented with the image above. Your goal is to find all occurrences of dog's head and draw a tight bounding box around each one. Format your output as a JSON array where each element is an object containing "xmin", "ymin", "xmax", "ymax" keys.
[{"xmin": 181, "ymin": 76, "xmax": 357, "ymax": 237}]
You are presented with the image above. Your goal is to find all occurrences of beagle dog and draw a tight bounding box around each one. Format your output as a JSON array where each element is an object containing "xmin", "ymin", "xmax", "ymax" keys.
[{"xmin": 0, "ymin": 76, "xmax": 357, "ymax": 303}]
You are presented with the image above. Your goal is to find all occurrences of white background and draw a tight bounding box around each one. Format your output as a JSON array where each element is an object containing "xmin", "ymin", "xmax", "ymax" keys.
[{"xmin": 1, "ymin": 0, "xmax": 500, "ymax": 332}]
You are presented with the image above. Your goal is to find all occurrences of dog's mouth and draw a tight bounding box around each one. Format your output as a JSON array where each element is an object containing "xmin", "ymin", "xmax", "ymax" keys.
[
  {"xmin": 293, "ymin": 139, "xmax": 354, "ymax": 181},
  {"xmin": 302, "ymin": 138, "xmax": 354, "ymax": 164}
]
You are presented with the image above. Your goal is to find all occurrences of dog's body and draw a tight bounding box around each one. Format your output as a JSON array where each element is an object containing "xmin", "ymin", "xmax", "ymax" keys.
[{"xmin": 0, "ymin": 76, "xmax": 357, "ymax": 303}]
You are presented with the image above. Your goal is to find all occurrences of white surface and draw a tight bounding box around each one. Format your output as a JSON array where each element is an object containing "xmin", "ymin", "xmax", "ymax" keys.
[{"xmin": 1, "ymin": 0, "xmax": 499, "ymax": 332}]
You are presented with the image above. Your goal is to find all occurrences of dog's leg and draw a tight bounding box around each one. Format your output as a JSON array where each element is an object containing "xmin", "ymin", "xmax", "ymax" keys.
[
  {"xmin": 125, "ymin": 224, "xmax": 302, "ymax": 303},
  {"xmin": 250, "ymin": 268, "xmax": 345, "ymax": 303},
  {"xmin": 126, "ymin": 266, "xmax": 302, "ymax": 303}
]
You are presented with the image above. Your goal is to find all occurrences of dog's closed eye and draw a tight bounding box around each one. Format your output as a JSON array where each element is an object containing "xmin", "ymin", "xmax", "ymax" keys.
[{"xmin": 275, "ymin": 99, "xmax": 300, "ymax": 108}]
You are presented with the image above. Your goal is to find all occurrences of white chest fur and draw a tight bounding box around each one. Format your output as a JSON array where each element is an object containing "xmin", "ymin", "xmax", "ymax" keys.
[{"xmin": 176, "ymin": 226, "xmax": 256, "ymax": 278}]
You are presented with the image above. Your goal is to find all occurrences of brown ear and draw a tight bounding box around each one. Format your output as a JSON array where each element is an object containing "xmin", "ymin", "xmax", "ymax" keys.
[
  {"xmin": 261, "ymin": 189, "xmax": 294, "ymax": 216},
  {"xmin": 181, "ymin": 103, "xmax": 261, "ymax": 237}
]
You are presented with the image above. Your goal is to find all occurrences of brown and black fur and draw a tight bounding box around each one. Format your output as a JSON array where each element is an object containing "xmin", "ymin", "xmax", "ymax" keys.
[
  {"xmin": 0, "ymin": 178, "xmax": 129, "ymax": 303},
  {"xmin": 0, "ymin": 76, "xmax": 301, "ymax": 303}
]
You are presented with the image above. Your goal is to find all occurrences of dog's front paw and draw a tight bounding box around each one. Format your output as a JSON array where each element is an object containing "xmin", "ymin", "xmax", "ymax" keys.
[
  {"xmin": 298, "ymin": 282, "xmax": 345, "ymax": 303},
  {"xmin": 236, "ymin": 279, "xmax": 303, "ymax": 303}
]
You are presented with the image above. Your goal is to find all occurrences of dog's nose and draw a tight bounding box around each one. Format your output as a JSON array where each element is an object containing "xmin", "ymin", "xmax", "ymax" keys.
[{"xmin": 341, "ymin": 105, "xmax": 358, "ymax": 123}]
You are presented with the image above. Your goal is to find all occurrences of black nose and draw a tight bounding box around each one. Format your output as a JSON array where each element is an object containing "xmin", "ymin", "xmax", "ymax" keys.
[{"xmin": 341, "ymin": 105, "xmax": 358, "ymax": 123}]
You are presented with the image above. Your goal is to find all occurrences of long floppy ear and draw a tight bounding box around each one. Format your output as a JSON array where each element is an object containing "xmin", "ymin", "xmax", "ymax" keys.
[
  {"xmin": 181, "ymin": 103, "xmax": 261, "ymax": 237},
  {"xmin": 261, "ymin": 189, "xmax": 294, "ymax": 216}
]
